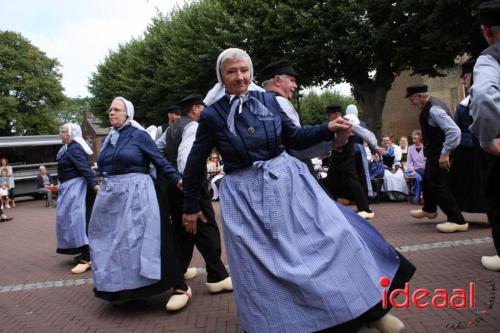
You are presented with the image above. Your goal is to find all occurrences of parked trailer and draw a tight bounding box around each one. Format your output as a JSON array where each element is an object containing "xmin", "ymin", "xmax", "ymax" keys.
[{"xmin": 0, "ymin": 135, "xmax": 61, "ymax": 197}]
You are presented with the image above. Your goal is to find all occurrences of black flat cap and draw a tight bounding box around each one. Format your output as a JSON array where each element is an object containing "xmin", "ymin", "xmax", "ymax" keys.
[
  {"xmin": 167, "ymin": 105, "xmax": 181, "ymax": 113},
  {"xmin": 479, "ymin": 0, "xmax": 500, "ymax": 26},
  {"xmin": 326, "ymin": 103, "xmax": 342, "ymax": 114},
  {"xmin": 260, "ymin": 60, "xmax": 299, "ymax": 82},
  {"xmin": 178, "ymin": 94, "xmax": 205, "ymax": 113},
  {"xmin": 461, "ymin": 58, "xmax": 476, "ymax": 77},
  {"xmin": 405, "ymin": 84, "xmax": 428, "ymax": 98}
]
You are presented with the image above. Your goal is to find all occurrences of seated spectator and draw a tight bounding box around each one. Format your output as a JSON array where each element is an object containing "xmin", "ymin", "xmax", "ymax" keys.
[
  {"xmin": 207, "ymin": 154, "xmax": 223, "ymax": 201},
  {"xmin": 399, "ymin": 136, "xmax": 408, "ymax": 165},
  {"xmin": 207, "ymin": 153, "xmax": 221, "ymax": 174},
  {"xmin": 381, "ymin": 135, "xmax": 408, "ymax": 201},
  {"xmin": 37, "ymin": 165, "xmax": 57, "ymax": 207},
  {"xmin": 405, "ymin": 130, "xmax": 426, "ymax": 203}
]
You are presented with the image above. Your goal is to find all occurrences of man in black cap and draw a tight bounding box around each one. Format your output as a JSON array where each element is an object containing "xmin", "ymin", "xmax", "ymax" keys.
[
  {"xmin": 162, "ymin": 94, "xmax": 232, "ymax": 311},
  {"xmin": 260, "ymin": 60, "xmax": 301, "ymax": 125},
  {"xmin": 156, "ymin": 105, "xmax": 181, "ymax": 140},
  {"xmin": 325, "ymin": 104, "xmax": 378, "ymax": 219},
  {"xmin": 406, "ymin": 84, "xmax": 467, "ymax": 233},
  {"xmin": 260, "ymin": 60, "xmax": 334, "ymax": 164},
  {"xmin": 469, "ymin": 0, "xmax": 500, "ymax": 270}
]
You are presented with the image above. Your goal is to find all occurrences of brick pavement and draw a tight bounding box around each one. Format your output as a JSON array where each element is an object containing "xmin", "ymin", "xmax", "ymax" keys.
[{"xmin": 0, "ymin": 199, "xmax": 499, "ymax": 332}]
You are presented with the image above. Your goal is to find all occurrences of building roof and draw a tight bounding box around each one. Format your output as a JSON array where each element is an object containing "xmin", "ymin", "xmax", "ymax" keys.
[{"xmin": 0, "ymin": 135, "xmax": 62, "ymax": 148}]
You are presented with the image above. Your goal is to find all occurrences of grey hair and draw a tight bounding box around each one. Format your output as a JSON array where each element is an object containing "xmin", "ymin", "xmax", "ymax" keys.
[
  {"xmin": 216, "ymin": 48, "xmax": 253, "ymax": 84},
  {"xmin": 261, "ymin": 74, "xmax": 287, "ymax": 89}
]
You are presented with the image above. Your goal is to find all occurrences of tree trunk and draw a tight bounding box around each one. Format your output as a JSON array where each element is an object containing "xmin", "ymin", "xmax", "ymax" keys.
[{"xmin": 351, "ymin": 65, "xmax": 395, "ymax": 140}]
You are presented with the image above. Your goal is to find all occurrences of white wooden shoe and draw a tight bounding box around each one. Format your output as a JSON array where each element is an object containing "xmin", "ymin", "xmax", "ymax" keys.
[
  {"xmin": 166, "ymin": 287, "xmax": 192, "ymax": 311},
  {"xmin": 358, "ymin": 211, "xmax": 375, "ymax": 219},
  {"xmin": 183, "ymin": 267, "xmax": 198, "ymax": 280},
  {"xmin": 370, "ymin": 313, "xmax": 405, "ymax": 333},
  {"xmin": 410, "ymin": 209, "xmax": 438, "ymax": 219},
  {"xmin": 71, "ymin": 261, "xmax": 91, "ymax": 274},
  {"xmin": 206, "ymin": 277, "xmax": 233, "ymax": 293},
  {"xmin": 436, "ymin": 222, "xmax": 468, "ymax": 233},
  {"xmin": 481, "ymin": 255, "xmax": 500, "ymax": 271}
]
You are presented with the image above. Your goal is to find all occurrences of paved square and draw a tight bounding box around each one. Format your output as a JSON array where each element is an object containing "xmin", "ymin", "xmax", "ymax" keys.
[{"xmin": 0, "ymin": 199, "xmax": 498, "ymax": 332}]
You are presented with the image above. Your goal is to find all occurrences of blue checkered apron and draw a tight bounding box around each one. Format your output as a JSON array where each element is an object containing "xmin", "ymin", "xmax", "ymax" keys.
[{"xmin": 219, "ymin": 152, "xmax": 400, "ymax": 333}]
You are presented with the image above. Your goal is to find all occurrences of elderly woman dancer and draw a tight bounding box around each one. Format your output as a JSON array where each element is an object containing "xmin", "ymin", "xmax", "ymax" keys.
[
  {"xmin": 89, "ymin": 97, "xmax": 185, "ymax": 306},
  {"xmin": 56, "ymin": 123, "xmax": 98, "ymax": 273},
  {"xmin": 182, "ymin": 48, "xmax": 415, "ymax": 333}
]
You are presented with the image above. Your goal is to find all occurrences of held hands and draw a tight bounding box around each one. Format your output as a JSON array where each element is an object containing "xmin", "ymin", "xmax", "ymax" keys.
[
  {"xmin": 93, "ymin": 184, "xmax": 100, "ymax": 193},
  {"xmin": 182, "ymin": 211, "xmax": 207, "ymax": 235},
  {"xmin": 439, "ymin": 154, "xmax": 451, "ymax": 171},
  {"xmin": 328, "ymin": 117, "xmax": 352, "ymax": 133},
  {"xmin": 330, "ymin": 118, "xmax": 352, "ymax": 148},
  {"xmin": 176, "ymin": 179, "xmax": 183, "ymax": 191},
  {"xmin": 484, "ymin": 139, "xmax": 500, "ymax": 157}
]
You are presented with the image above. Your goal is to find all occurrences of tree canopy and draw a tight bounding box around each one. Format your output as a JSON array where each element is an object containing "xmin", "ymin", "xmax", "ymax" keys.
[
  {"xmin": 299, "ymin": 90, "xmax": 357, "ymax": 125},
  {"xmin": 88, "ymin": 0, "xmax": 484, "ymax": 133},
  {"xmin": 0, "ymin": 30, "xmax": 65, "ymax": 135}
]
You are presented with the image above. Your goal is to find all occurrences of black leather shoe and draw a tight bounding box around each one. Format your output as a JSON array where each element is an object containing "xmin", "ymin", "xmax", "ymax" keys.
[{"xmin": 0, "ymin": 217, "xmax": 13, "ymax": 222}]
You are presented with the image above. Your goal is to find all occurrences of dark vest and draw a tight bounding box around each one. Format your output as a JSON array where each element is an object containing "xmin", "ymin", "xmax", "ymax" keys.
[
  {"xmin": 161, "ymin": 123, "xmax": 169, "ymax": 134},
  {"xmin": 329, "ymin": 136, "xmax": 355, "ymax": 169},
  {"xmin": 419, "ymin": 97, "xmax": 452, "ymax": 157},
  {"xmin": 164, "ymin": 115, "xmax": 196, "ymax": 168},
  {"xmin": 481, "ymin": 41, "xmax": 500, "ymax": 64}
]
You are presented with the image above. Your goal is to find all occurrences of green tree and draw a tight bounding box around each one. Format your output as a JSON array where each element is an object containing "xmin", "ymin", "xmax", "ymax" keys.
[
  {"xmin": 88, "ymin": 0, "xmax": 484, "ymax": 135},
  {"xmin": 299, "ymin": 90, "xmax": 357, "ymax": 125},
  {"xmin": 49, "ymin": 96, "xmax": 92, "ymax": 124},
  {"xmin": 216, "ymin": 0, "xmax": 484, "ymax": 136},
  {"xmin": 0, "ymin": 30, "xmax": 64, "ymax": 135}
]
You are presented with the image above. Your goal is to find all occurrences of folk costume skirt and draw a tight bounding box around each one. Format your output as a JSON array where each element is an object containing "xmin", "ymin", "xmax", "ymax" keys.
[
  {"xmin": 220, "ymin": 152, "xmax": 414, "ymax": 333},
  {"xmin": 89, "ymin": 173, "xmax": 181, "ymax": 301},
  {"xmin": 56, "ymin": 177, "xmax": 89, "ymax": 254}
]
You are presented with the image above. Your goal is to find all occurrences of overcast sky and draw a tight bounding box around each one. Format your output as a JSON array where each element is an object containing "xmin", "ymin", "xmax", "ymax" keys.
[
  {"xmin": 1, "ymin": 0, "xmax": 351, "ymax": 98},
  {"xmin": 0, "ymin": 0, "xmax": 180, "ymax": 97}
]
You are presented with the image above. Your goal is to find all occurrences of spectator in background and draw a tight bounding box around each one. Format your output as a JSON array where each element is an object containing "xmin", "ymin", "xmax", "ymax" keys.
[
  {"xmin": 1, "ymin": 158, "xmax": 15, "ymax": 208},
  {"xmin": 399, "ymin": 136, "xmax": 408, "ymax": 164},
  {"xmin": 207, "ymin": 153, "xmax": 223, "ymax": 201},
  {"xmin": 0, "ymin": 170, "xmax": 9, "ymax": 209},
  {"xmin": 405, "ymin": 130, "xmax": 426, "ymax": 203},
  {"xmin": 381, "ymin": 135, "xmax": 408, "ymax": 201},
  {"xmin": 0, "ymin": 206, "xmax": 13, "ymax": 222},
  {"xmin": 37, "ymin": 165, "xmax": 57, "ymax": 207}
]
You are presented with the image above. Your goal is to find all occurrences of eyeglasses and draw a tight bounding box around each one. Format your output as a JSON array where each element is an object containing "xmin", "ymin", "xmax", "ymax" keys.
[{"xmin": 107, "ymin": 106, "xmax": 125, "ymax": 113}]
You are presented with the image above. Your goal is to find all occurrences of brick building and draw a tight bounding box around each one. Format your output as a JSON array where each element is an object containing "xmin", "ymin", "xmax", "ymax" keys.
[{"xmin": 381, "ymin": 67, "xmax": 465, "ymax": 143}]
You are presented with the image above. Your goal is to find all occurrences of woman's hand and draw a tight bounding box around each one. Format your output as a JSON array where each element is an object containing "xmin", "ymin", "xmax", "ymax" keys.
[
  {"xmin": 182, "ymin": 211, "xmax": 207, "ymax": 235},
  {"xmin": 93, "ymin": 185, "xmax": 100, "ymax": 193},
  {"xmin": 176, "ymin": 179, "xmax": 183, "ymax": 191}
]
